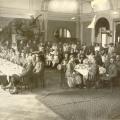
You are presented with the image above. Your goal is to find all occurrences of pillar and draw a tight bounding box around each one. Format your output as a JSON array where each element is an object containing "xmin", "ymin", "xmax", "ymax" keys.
[{"xmin": 91, "ymin": 28, "xmax": 95, "ymax": 45}]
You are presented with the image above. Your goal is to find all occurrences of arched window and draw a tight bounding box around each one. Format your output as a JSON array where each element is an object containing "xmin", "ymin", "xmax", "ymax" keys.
[{"xmin": 54, "ymin": 28, "xmax": 71, "ymax": 38}]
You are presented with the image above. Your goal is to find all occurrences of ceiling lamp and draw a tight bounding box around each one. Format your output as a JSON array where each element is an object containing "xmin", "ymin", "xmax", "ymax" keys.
[
  {"xmin": 112, "ymin": 11, "xmax": 119, "ymax": 15},
  {"xmin": 71, "ymin": 17, "xmax": 76, "ymax": 20}
]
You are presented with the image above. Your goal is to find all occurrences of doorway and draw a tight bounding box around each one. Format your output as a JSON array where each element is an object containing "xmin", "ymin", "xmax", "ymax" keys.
[
  {"xmin": 115, "ymin": 22, "xmax": 120, "ymax": 43},
  {"xmin": 95, "ymin": 17, "xmax": 110, "ymax": 47}
]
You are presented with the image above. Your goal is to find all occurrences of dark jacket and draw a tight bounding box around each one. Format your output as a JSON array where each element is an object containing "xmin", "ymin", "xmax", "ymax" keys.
[
  {"xmin": 33, "ymin": 61, "xmax": 45, "ymax": 77},
  {"xmin": 20, "ymin": 62, "xmax": 34, "ymax": 78},
  {"xmin": 66, "ymin": 61, "xmax": 75, "ymax": 77},
  {"xmin": 95, "ymin": 55, "xmax": 103, "ymax": 66},
  {"xmin": 116, "ymin": 60, "xmax": 120, "ymax": 73},
  {"xmin": 108, "ymin": 63, "xmax": 117, "ymax": 78}
]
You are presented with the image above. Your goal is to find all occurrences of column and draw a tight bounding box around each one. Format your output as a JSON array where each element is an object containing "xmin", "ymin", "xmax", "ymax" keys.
[
  {"xmin": 80, "ymin": 22, "xmax": 83, "ymax": 44},
  {"xmin": 44, "ymin": 12, "xmax": 48, "ymax": 42},
  {"xmin": 76, "ymin": 19, "xmax": 80, "ymax": 41},
  {"xmin": 91, "ymin": 28, "xmax": 95, "ymax": 45},
  {"xmin": 41, "ymin": 0, "xmax": 48, "ymax": 42}
]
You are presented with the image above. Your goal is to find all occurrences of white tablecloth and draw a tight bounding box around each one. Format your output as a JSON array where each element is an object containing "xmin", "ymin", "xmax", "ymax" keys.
[
  {"xmin": 75, "ymin": 64, "xmax": 90, "ymax": 79},
  {"xmin": 75, "ymin": 64, "xmax": 106, "ymax": 79},
  {"xmin": 0, "ymin": 58, "xmax": 23, "ymax": 79}
]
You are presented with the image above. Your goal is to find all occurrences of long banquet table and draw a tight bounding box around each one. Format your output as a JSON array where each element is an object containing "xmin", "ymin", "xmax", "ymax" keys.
[
  {"xmin": 0, "ymin": 58, "xmax": 23, "ymax": 81},
  {"xmin": 75, "ymin": 64, "xmax": 106, "ymax": 79}
]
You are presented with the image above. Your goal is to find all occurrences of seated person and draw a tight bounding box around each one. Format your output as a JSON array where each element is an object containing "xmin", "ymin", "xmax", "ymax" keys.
[
  {"xmin": 83, "ymin": 57, "xmax": 89, "ymax": 64},
  {"xmin": 52, "ymin": 54, "xmax": 59, "ymax": 68},
  {"xmin": 20, "ymin": 57, "xmax": 34, "ymax": 77},
  {"xmin": 94, "ymin": 43, "xmax": 101, "ymax": 52},
  {"xmin": 45, "ymin": 52, "xmax": 52, "ymax": 67},
  {"xmin": 5, "ymin": 57, "xmax": 34, "ymax": 93},
  {"xmin": 20, "ymin": 51, "xmax": 26, "ymax": 67},
  {"xmin": 77, "ymin": 54, "xmax": 85, "ymax": 64},
  {"xmin": 52, "ymin": 50, "xmax": 59, "ymax": 68},
  {"xmin": 101, "ymin": 52, "xmax": 108, "ymax": 65}
]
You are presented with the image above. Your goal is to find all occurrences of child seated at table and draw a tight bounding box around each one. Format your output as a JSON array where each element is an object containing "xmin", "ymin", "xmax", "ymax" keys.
[
  {"xmin": 52, "ymin": 54, "xmax": 59, "ymax": 68},
  {"xmin": 87, "ymin": 52, "xmax": 95, "ymax": 64},
  {"xmin": 45, "ymin": 52, "xmax": 53, "ymax": 67}
]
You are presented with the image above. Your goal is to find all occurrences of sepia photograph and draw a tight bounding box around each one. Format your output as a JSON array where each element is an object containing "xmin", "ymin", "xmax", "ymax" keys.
[{"xmin": 0, "ymin": 0, "xmax": 120, "ymax": 120}]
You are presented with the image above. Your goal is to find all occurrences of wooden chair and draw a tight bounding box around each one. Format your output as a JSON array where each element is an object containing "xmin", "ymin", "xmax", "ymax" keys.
[
  {"xmin": 19, "ymin": 76, "xmax": 33, "ymax": 92},
  {"xmin": 9, "ymin": 75, "xmax": 33, "ymax": 93},
  {"xmin": 86, "ymin": 73, "xmax": 99, "ymax": 88},
  {"xmin": 100, "ymin": 74, "xmax": 114, "ymax": 91}
]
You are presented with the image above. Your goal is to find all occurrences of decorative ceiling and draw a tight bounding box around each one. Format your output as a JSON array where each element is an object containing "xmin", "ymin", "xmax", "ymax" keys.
[
  {"xmin": 0, "ymin": 0, "xmax": 119, "ymax": 18},
  {"xmin": 48, "ymin": 0, "xmax": 78, "ymax": 13}
]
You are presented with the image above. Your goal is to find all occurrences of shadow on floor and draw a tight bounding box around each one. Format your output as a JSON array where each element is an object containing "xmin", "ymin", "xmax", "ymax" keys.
[{"xmin": 33, "ymin": 69, "xmax": 120, "ymax": 120}]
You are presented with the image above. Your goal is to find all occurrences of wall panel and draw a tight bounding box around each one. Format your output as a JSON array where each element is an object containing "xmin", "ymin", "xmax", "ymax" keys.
[
  {"xmin": 47, "ymin": 20, "xmax": 76, "ymax": 42},
  {"xmin": 82, "ymin": 21, "xmax": 92, "ymax": 45},
  {"xmin": 0, "ymin": 0, "xmax": 30, "ymax": 9}
]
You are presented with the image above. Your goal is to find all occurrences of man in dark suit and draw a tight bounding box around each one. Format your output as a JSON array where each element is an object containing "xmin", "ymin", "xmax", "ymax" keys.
[
  {"xmin": 20, "ymin": 57, "xmax": 34, "ymax": 78},
  {"xmin": 33, "ymin": 54, "xmax": 45, "ymax": 88},
  {"xmin": 108, "ymin": 57, "xmax": 118, "ymax": 86}
]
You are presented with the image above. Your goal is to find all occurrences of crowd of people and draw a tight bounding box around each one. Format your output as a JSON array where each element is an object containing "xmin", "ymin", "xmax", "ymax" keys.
[{"xmin": 0, "ymin": 40, "xmax": 120, "ymax": 93}]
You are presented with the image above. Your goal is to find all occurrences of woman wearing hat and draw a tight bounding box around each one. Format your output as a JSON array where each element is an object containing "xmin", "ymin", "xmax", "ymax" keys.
[
  {"xmin": 107, "ymin": 57, "xmax": 117, "ymax": 86},
  {"xmin": 65, "ymin": 55, "xmax": 76, "ymax": 88}
]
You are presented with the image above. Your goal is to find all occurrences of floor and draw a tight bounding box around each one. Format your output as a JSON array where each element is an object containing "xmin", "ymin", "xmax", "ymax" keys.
[
  {"xmin": 0, "ymin": 69, "xmax": 120, "ymax": 120},
  {"xmin": 0, "ymin": 89, "xmax": 64, "ymax": 120}
]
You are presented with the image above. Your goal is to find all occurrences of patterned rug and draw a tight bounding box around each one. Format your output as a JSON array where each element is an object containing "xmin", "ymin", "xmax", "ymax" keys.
[{"xmin": 36, "ymin": 89, "xmax": 120, "ymax": 120}]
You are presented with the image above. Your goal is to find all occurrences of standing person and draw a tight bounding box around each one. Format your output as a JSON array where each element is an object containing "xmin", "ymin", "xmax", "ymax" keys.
[
  {"xmin": 82, "ymin": 43, "xmax": 87, "ymax": 55},
  {"xmin": 116, "ymin": 55, "xmax": 120, "ymax": 74},
  {"xmin": 108, "ymin": 57, "xmax": 118, "ymax": 86},
  {"xmin": 94, "ymin": 51, "xmax": 103, "ymax": 66},
  {"xmin": 32, "ymin": 40, "xmax": 38, "ymax": 51},
  {"xmin": 20, "ymin": 57, "xmax": 34, "ymax": 80},
  {"xmin": 116, "ymin": 42, "xmax": 120, "ymax": 55},
  {"xmin": 66, "ymin": 55, "xmax": 76, "ymax": 88},
  {"xmin": 108, "ymin": 43, "xmax": 115, "ymax": 57},
  {"xmin": 115, "ymin": 55, "xmax": 120, "ymax": 85},
  {"xmin": 60, "ymin": 53, "xmax": 69, "ymax": 87},
  {"xmin": 33, "ymin": 54, "xmax": 45, "ymax": 88},
  {"xmin": 94, "ymin": 43, "xmax": 101, "ymax": 52},
  {"xmin": 87, "ymin": 59, "xmax": 99, "ymax": 88}
]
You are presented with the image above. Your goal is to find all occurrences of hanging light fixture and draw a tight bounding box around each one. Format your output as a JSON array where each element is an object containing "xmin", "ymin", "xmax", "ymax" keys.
[{"xmin": 112, "ymin": 0, "xmax": 119, "ymax": 15}]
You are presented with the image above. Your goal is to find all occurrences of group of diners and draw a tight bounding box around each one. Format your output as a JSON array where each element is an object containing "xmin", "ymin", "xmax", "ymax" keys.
[
  {"xmin": 0, "ymin": 41, "xmax": 120, "ymax": 93},
  {"xmin": 60, "ymin": 42, "xmax": 120, "ymax": 88},
  {"xmin": 0, "ymin": 49, "xmax": 45, "ymax": 94}
]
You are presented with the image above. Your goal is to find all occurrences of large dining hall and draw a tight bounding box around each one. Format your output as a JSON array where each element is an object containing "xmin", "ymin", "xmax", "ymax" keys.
[{"xmin": 0, "ymin": 0, "xmax": 120, "ymax": 120}]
